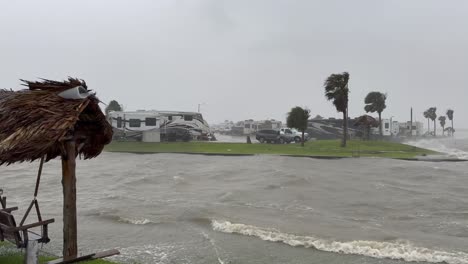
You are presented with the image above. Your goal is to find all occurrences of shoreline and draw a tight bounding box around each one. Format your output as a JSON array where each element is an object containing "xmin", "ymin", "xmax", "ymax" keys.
[
  {"xmin": 105, "ymin": 150, "xmax": 467, "ymax": 162},
  {"xmin": 103, "ymin": 140, "xmax": 468, "ymax": 162}
]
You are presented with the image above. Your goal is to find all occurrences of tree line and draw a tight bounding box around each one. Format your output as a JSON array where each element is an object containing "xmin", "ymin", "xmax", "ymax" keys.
[
  {"xmin": 423, "ymin": 108, "xmax": 455, "ymax": 136},
  {"xmin": 287, "ymin": 72, "xmax": 455, "ymax": 148}
]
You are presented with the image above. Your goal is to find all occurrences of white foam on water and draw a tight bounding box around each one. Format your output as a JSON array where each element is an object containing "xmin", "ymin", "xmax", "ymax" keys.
[
  {"xmin": 406, "ymin": 139, "xmax": 468, "ymax": 160},
  {"xmin": 212, "ymin": 220, "xmax": 468, "ymax": 264},
  {"xmin": 118, "ymin": 217, "xmax": 153, "ymax": 225},
  {"xmin": 110, "ymin": 244, "xmax": 169, "ymax": 264},
  {"xmin": 201, "ymin": 231, "xmax": 226, "ymax": 264}
]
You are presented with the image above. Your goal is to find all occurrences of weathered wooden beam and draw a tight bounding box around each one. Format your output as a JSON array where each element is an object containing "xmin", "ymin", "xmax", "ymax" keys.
[
  {"xmin": 46, "ymin": 249, "xmax": 120, "ymax": 264},
  {"xmin": 61, "ymin": 140, "xmax": 77, "ymax": 260}
]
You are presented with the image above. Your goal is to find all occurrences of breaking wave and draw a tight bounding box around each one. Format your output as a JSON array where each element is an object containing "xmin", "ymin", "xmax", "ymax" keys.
[
  {"xmin": 119, "ymin": 217, "xmax": 154, "ymax": 225},
  {"xmin": 406, "ymin": 138, "xmax": 468, "ymax": 160},
  {"xmin": 212, "ymin": 220, "xmax": 468, "ymax": 264}
]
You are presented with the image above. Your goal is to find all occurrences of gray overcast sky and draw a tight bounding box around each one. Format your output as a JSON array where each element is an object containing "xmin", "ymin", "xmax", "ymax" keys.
[{"xmin": 1, "ymin": 0, "xmax": 467, "ymax": 128}]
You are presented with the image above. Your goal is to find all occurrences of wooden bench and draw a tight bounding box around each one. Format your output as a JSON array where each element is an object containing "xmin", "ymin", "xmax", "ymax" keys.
[{"xmin": 0, "ymin": 209, "xmax": 54, "ymax": 248}]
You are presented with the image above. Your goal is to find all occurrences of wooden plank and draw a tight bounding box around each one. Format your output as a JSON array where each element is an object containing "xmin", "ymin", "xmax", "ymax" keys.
[
  {"xmin": 61, "ymin": 139, "xmax": 77, "ymax": 259},
  {"xmin": 0, "ymin": 207, "xmax": 18, "ymax": 213},
  {"xmin": 46, "ymin": 253, "xmax": 94, "ymax": 264},
  {"xmin": 15, "ymin": 219, "xmax": 54, "ymax": 231},
  {"xmin": 46, "ymin": 249, "xmax": 119, "ymax": 264},
  {"xmin": 92, "ymin": 249, "xmax": 120, "ymax": 259}
]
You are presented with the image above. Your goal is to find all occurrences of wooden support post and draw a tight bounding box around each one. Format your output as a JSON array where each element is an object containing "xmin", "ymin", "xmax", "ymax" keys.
[
  {"xmin": 25, "ymin": 240, "xmax": 39, "ymax": 264},
  {"xmin": 61, "ymin": 140, "xmax": 77, "ymax": 260}
]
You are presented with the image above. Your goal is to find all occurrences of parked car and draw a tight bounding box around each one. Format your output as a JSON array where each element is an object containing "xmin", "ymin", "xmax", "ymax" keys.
[
  {"xmin": 280, "ymin": 128, "xmax": 309, "ymax": 143},
  {"xmin": 255, "ymin": 129, "xmax": 292, "ymax": 144}
]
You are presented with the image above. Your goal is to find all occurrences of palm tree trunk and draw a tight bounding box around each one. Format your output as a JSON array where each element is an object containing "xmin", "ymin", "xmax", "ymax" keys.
[
  {"xmin": 378, "ymin": 112, "xmax": 382, "ymax": 137},
  {"xmin": 301, "ymin": 131, "xmax": 305, "ymax": 147},
  {"xmin": 433, "ymin": 120, "xmax": 436, "ymax": 137},
  {"xmin": 442, "ymin": 125, "xmax": 445, "ymax": 135},
  {"xmin": 452, "ymin": 119, "xmax": 454, "ymax": 137},
  {"xmin": 342, "ymin": 110, "xmax": 347, "ymax": 147},
  {"xmin": 427, "ymin": 118, "xmax": 430, "ymax": 133}
]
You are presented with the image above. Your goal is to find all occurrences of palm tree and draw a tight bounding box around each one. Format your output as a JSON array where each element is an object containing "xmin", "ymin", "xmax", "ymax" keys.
[
  {"xmin": 423, "ymin": 110, "xmax": 430, "ymax": 134},
  {"xmin": 324, "ymin": 72, "xmax": 350, "ymax": 147},
  {"xmin": 427, "ymin": 107, "xmax": 437, "ymax": 136},
  {"xmin": 447, "ymin": 109, "xmax": 454, "ymax": 137},
  {"xmin": 364, "ymin": 92, "xmax": 387, "ymax": 136},
  {"xmin": 438, "ymin": 116, "xmax": 446, "ymax": 135},
  {"xmin": 287, "ymin": 107, "xmax": 311, "ymax": 147}
]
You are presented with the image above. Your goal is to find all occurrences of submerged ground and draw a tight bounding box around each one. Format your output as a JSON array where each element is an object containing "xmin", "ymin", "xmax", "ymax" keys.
[{"xmin": 105, "ymin": 140, "xmax": 435, "ymax": 159}]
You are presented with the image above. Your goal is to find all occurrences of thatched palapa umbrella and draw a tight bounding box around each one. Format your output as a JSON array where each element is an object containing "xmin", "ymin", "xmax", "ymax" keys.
[{"xmin": 0, "ymin": 78, "xmax": 112, "ymax": 260}]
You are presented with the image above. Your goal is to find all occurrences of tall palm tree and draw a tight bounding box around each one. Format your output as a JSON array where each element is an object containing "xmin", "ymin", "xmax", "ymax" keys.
[
  {"xmin": 446, "ymin": 109, "xmax": 454, "ymax": 137},
  {"xmin": 438, "ymin": 116, "xmax": 446, "ymax": 135},
  {"xmin": 423, "ymin": 110, "xmax": 430, "ymax": 134},
  {"xmin": 427, "ymin": 107, "xmax": 437, "ymax": 136},
  {"xmin": 324, "ymin": 72, "xmax": 350, "ymax": 147},
  {"xmin": 364, "ymin": 92, "xmax": 387, "ymax": 136}
]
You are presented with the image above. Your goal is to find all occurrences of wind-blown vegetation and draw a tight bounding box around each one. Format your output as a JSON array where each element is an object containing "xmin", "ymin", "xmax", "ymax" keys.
[
  {"xmin": 324, "ymin": 72, "xmax": 350, "ymax": 147},
  {"xmin": 364, "ymin": 92, "xmax": 387, "ymax": 136},
  {"xmin": 438, "ymin": 116, "xmax": 446, "ymax": 135},
  {"xmin": 105, "ymin": 140, "xmax": 435, "ymax": 159},
  {"xmin": 287, "ymin": 107, "xmax": 310, "ymax": 147},
  {"xmin": 447, "ymin": 109, "xmax": 454, "ymax": 136}
]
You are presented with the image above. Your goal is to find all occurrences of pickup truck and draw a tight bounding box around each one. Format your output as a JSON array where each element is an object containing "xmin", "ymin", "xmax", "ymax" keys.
[
  {"xmin": 255, "ymin": 129, "xmax": 293, "ymax": 144},
  {"xmin": 280, "ymin": 128, "xmax": 309, "ymax": 143}
]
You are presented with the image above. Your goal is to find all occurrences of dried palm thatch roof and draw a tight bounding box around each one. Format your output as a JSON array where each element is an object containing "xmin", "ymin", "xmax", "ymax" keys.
[{"xmin": 0, "ymin": 78, "xmax": 112, "ymax": 165}]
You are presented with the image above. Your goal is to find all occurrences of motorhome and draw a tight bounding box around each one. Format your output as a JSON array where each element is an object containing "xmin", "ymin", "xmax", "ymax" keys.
[{"xmin": 108, "ymin": 110, "xmax": 214, "ymax": 141}]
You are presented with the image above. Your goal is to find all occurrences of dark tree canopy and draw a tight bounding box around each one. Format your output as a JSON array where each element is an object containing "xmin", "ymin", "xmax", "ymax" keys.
[
  {"xmin": 364, "ymin": 91, "xmax": 387, "ymax": 136},
  {"xmin": 324, "ymin": 72, "xmax": 349, "ymax": 113},
  {"xmin": 287, "ymin": 107, "xmax": 310, "ymax": 132},
  {"xmin": 364, "ymin": 92, "xmax": 387, "ymax": 114},
  {"xmin": 438, "ymin": 116, "xmax": 446, "ymax": 127},
  {"xmin": 287, "ymin": 107, "xmax": 310, "ymax": 147},
  {"xmin": 427, "ymin": 107, "xmax": 437, "ymax": 121},
  {"xmin": 446, "ymin": 109, "xmax": 454, "ymax": 121},
  {"xmin": 105, "ymin": 100, "xmax": 123, "ymax": 115},
  {"xmin": 324, "ymin": 72, "xmax": 350, "ymax": 147},
  {"xmin": 423, "ymin": 110, "xmax": 430, "ymax": 119}
]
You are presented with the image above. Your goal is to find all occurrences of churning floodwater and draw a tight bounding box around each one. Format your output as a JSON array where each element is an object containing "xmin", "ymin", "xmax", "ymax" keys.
[{"xmin": 2, "ymin": 137, "xmax": 468, "ymax": 264}]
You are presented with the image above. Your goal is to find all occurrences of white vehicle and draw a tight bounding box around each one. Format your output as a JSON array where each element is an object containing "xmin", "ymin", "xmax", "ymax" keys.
[
  {"xmin": 108, "ymin": 110, "xmax": 213, "ymax": 141},
  {"xmin": 280, "ymin": 128, "xmax": 309, "ymax": 143}
]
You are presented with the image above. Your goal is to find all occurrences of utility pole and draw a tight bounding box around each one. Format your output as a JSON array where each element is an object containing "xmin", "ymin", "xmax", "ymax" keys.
[{"xmin": 410, "ymin": 107, "xmax": 413, "ymax": 137}]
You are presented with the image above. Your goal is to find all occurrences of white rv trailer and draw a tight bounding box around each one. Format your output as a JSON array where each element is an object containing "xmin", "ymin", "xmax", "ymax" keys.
[{"xmin": 108, "ymin": 110, "xmax": 213, "ymax": 141}]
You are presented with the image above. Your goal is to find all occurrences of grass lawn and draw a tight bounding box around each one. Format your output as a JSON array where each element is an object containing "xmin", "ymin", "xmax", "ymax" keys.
[
  {"xmin": 0, "ymin": 242, "xmax": 118, "ymax": 264},
  {"xmin": 105, "ymin": 140, "xmax": 436, "ymax": 159}
]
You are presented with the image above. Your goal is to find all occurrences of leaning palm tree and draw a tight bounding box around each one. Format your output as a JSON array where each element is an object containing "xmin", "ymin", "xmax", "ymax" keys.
[
  {"xmin": 423, "ymin": 110, "xmax": 430, "ymax": 134},
  {"xmin": 324, "ymin": 72, "xmax": 350, "ymax": 147},
  {"xmin": 446, "ymin": 109, "xmax": 454, "ymax": 137},
  {"xmin": 364, "ymin": 92, "xmax": 387, "ymax": 136},
  {"xmin": 438, "ymin": 116, "xmax": 446, "ymax": 135}
]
